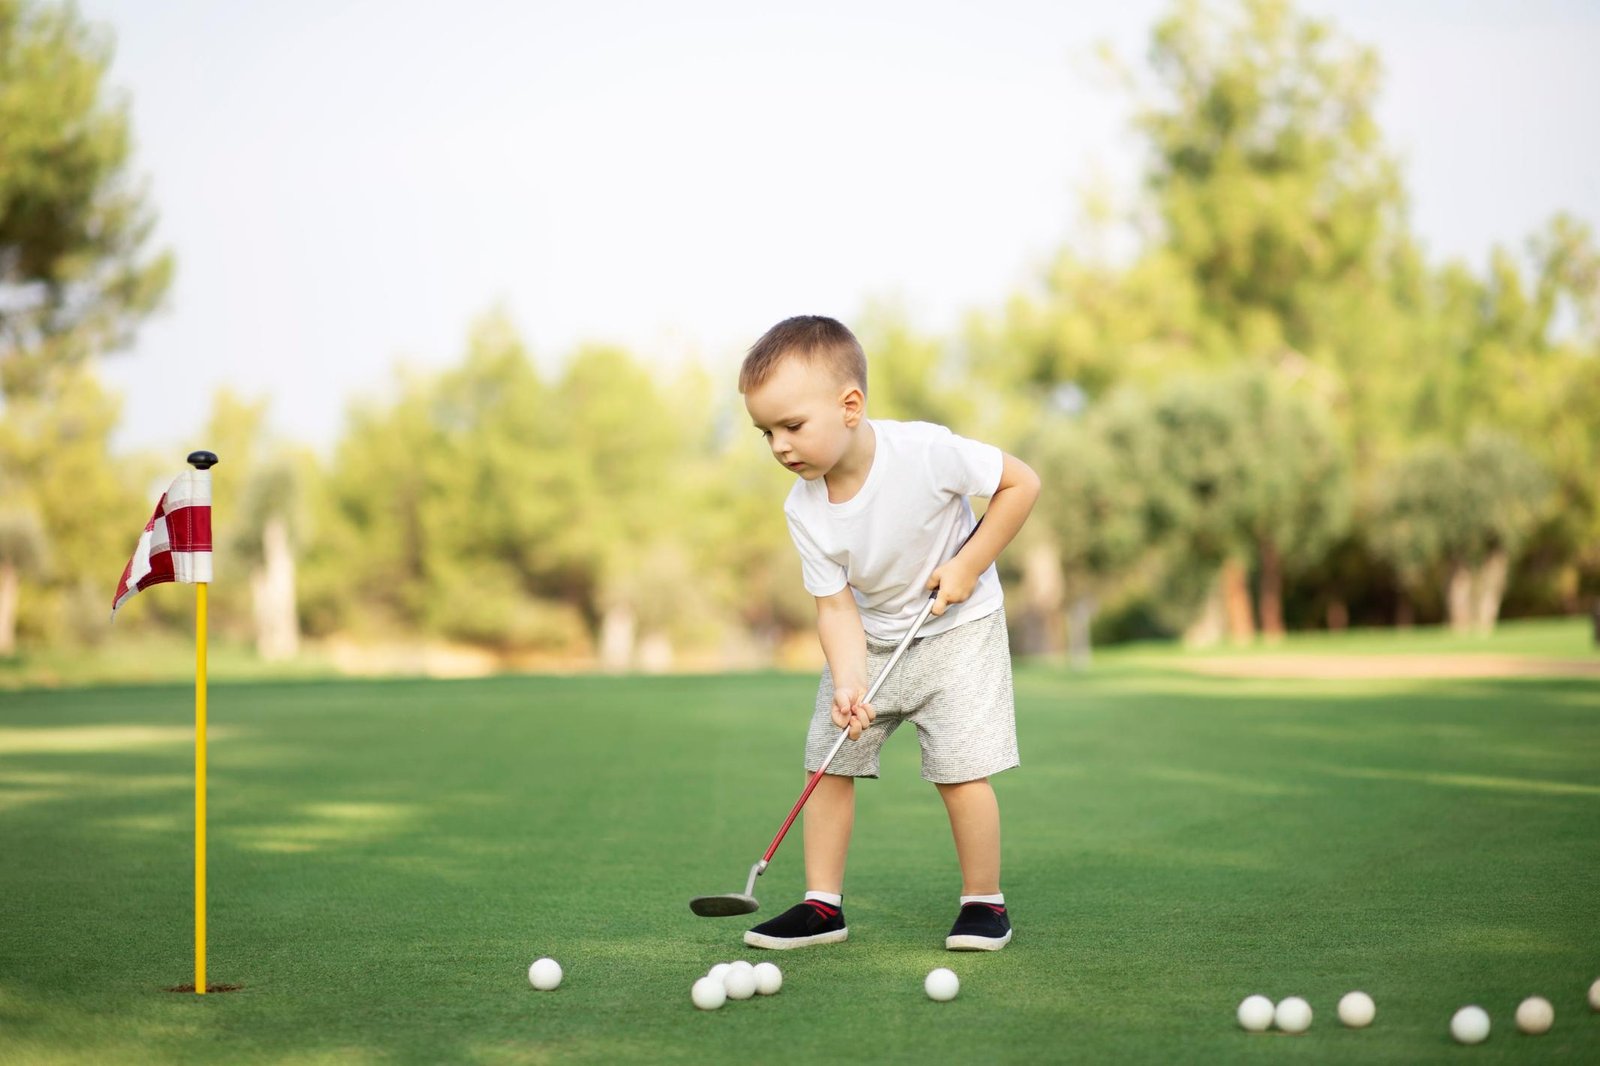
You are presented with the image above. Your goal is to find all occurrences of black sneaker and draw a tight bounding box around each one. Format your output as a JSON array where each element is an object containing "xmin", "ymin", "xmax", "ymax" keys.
[
  {"xmin": 744, "ymin": 899, "xmax": 848, "ymax": 950},
  {"xmin": 945, "ymin": 902, "xmax": 1012, "ymax": 951}
]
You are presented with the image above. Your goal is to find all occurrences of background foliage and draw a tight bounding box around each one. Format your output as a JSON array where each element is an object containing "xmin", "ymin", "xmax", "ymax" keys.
[{"xmin": 2, "ymin": 0, "xmax": 1595, "ymax": 670}]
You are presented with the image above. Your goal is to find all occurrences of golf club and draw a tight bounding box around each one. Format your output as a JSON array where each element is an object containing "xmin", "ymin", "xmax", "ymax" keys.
[{"xmin": 690, "ymin": 521, "xmax": 982, "ymax": 918}]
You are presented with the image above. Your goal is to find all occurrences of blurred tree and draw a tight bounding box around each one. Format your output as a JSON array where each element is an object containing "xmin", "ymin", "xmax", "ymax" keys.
[
  {"xmin": 0, "ymin": 1, "xmax": 169, "ymax": 651},
  {"xmin": 300, "ymin": 368, "xmax": 438, "ymax": 637},
  {"xmin": 1409, "ymin": 216, "xmax": 1600, "ymax": 612},
  {"xmin": 854, "ymin": 301, "xmax": 977, "ymax": 428},
  {"xmin": 1025, "ymin": 405, "xmax": 1154, "ymax": 663},
  {"xmin": 1140, "ymin": 0, "xmax": 1404, "ymax": 364},
  {"xmin": 1224, "ymin": 366, "xmax": 1350, "ymax": 640},
  {"xmin": 968, "ymin": 0, "xmax": 1407, "ymax": 643},
  {"xmin": 0, "ymin": 0, "xmax": 171, "ymax": 398},
  {"xmin": 694, "ymin": 398, "xmax": 814, "ymax": 659},
  {"xmin": 1074, "ymin": 368, "xmax": 1350, "ymax": 646},
  {"xmin": 663, "ymin": 365, "xmax": 809, "ymax": 665},
  {"xmin": 199, "ymin": 390, "xmax": 317, "ymax": 662},
  {"xmin": 976, "ymin": 246, "xmax": 1209, "ymax": 410},
  {"xmin": 975, "ymin": 0, "xmax": 1600, "ymax": 643},
  {"xmin": 0, "ymin": 501, "xmax": 46, "ymax": 654},
  {"xmin": 546, "ymin": 343, "xmax": 696, "ymax": 669},
  {"xmin": 1135, "ymin": 373, "xmax": 1260, "ymax": 643},
  {"xmin": 301, "ymin": 313, "xmax": 748, "ymax": 662},
  {"xmin": 303, "ymin": 312, "xmax": 588, "ymax": 654},
  {"xmin": 423, "ymin": 313, "xmax": 577, "ymax": 630},
  {"xmin": 237, "ymin": 456, "xmax": 306, "ymax": 661},
  {"xmin": 0, "ymin": 368, "xmax": 141, "ymax": 643},
  {"xmin": 1368, "ymin": 431, "xmax": 1550, "ymax": 633}
]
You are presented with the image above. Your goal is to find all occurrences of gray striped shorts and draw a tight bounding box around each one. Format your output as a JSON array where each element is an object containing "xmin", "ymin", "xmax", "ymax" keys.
[{"xmin": 805, "ymin": 607, "xmax": 1019, "ymax": 784}]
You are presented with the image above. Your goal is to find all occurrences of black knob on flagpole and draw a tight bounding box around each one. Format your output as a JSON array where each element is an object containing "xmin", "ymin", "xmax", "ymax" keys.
[{"xmin": 187, "ymin": 451, "xmax": 219, "ymax": 470}]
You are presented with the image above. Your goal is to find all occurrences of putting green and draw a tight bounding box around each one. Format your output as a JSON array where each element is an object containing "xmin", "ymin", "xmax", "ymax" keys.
[{"xmin": 2, "ymin": 655, "xmax": 1597, "ymax": 1063}]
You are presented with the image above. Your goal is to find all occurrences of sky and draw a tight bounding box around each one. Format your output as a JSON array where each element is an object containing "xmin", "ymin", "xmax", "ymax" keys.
[{"xmin": 74, "ymin": 0, "xmax": 1600, "ymax": 454}]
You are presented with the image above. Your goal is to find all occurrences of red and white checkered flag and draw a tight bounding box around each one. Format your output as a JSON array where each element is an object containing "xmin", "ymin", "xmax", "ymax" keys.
[{"xmin": 111, "ymin": 468, "xmax": 214, "ymax": 619}]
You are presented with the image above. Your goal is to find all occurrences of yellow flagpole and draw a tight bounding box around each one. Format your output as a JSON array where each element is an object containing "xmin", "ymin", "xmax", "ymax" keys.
[{"xmin": 195, "ymin": 579, "xmax": 207, "ymax": 994}]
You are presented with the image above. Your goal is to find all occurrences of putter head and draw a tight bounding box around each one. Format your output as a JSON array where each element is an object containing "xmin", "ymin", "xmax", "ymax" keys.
[{"xmin": 689, "ymin": 892, "xmax": 760, "ymax": 917}]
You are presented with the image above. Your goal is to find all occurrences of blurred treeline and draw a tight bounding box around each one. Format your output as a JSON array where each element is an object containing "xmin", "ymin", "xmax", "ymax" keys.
[{"xmin": 2, "ymin": 0, "xmax": 1596, "ymax": 671}]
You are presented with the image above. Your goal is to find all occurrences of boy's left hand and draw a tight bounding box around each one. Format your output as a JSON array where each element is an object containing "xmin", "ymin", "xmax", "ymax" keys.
[{"xmin": 927, "ymin": 559, "xmax": 978, "ymax": 617}]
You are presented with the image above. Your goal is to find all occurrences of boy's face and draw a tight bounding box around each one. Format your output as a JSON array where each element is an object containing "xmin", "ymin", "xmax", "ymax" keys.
[{"xmin": 743, "ymin": 354, "xmax": 863, "ymax": 481}]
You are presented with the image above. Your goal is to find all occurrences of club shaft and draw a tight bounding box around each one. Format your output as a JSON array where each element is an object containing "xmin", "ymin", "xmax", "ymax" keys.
[{"xmin": 758, "ymin": 596, "xmax": 937, "ymax": 864}]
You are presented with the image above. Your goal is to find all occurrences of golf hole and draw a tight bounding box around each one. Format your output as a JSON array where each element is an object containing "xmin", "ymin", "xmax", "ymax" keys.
[{"xmin": 165, "ymin": 983, "xmax": 243, "ymax": 993}]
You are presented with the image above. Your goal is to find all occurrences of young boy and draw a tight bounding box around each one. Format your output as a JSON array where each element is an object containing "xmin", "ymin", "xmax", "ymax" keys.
[{"xmin": 738, "ymin": 315, "xmax": 1040, "ymax": 952}]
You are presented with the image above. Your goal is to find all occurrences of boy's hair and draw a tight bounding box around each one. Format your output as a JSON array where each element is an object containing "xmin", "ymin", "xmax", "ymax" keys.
[{"xmin": 739, "ymin": 315, "xmax": 868, "ymax": 396}]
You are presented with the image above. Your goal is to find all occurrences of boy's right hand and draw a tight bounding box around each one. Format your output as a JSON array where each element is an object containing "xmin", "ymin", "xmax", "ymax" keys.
[{"xmin": 831, "ymin": 687, "xmax": 876, "ymax": 741}]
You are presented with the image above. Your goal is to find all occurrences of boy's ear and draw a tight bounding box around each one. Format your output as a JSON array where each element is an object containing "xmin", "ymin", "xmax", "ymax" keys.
[{"xmin": 839, "ymin": 383, "xmax": 865, "ymax": 427}]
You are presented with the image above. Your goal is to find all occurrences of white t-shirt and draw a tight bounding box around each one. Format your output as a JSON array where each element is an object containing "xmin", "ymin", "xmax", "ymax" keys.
[{"xmin": 783, "ymin": 419, "xmax": 1005, "ymax": 643}]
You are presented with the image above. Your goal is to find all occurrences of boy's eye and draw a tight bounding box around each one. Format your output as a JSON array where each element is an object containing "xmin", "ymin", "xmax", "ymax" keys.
[
  {"xmin": 785, "ymin": 423, "xmax": 803, "ymax": 432},
  {"xmin": 760, "ymin": 430, "xmax": 772, "ymax": 439}
]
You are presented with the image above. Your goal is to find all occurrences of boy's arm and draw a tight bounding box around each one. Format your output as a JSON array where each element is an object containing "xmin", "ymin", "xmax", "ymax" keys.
[
  {"xmin": 928, "ymin": 451, "xmax": 1042, "ymax": 617},
  {"xmin": 815, "ymin": 587, "xmax": 876, "ymax": 740}
]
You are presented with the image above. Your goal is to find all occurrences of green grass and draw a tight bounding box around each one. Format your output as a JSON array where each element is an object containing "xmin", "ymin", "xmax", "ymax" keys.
[
  {"xmin": 1107, "ymin": 615, "xmax": 1597, "ymax": 661},
  {"xmin": 5, "ymin": 616, "xmax": 1591, "ymax": 693},
  {"xmin": 2, "ymin": 658, "xmax": 1598, "ymax": 1063},
  {"xmin": 0, "ymin": 633, "xmax": 341, "ymax": 691}
]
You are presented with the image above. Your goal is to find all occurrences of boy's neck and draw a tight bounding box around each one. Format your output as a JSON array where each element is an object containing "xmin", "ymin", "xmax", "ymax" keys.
[{"xmin": 824, "ymin": 419, "xmax": 876, "ymax": 504}]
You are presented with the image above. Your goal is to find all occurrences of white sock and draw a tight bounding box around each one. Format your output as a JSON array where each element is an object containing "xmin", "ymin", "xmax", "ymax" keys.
[
  {"xmin": 805, "ymin": 890, "xmax": 843, "ymax": 906},
  {"xmin": 960, "ymin": 893, "xmax": 1005, "ymax": 906}
]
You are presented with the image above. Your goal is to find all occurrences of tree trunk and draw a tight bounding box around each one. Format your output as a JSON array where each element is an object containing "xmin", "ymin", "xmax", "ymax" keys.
[
  {"xmin": 637, "ymin": 631, "xmax": 673, "ymax": 673},
  {"xmin": 1257, "ymin": 537, "xmax": 1285, "ymax": 643},
  {"xmin": 599, "ymin": 602, "xmax": 635, "ymax": 672},
  {"xmin": 1067, "ymin": 594, "xmax": 1095, "ymax": 670},
  {"xmin": 250, "ymin": 516, "xmax": 300, "ymax": 661},
  {"xmin": 0, "ymin": 561, "xmax": 17, "ymax": 655},
  {"xmin": 1015, "ymin": 541, "xmax": 1066, "ymax": 656},
  {"xmin": 1184, "ymin": 578, "xmax": 1226, "ymax": 648},
  {"xmin": 1326, "ymin": 599, "xmax": 1348, "ymax": 631},
  {"xmin": 1395, "ymin": 594, "xmax": 1413, "ymax": 628},
  {"xmin": 1222, "ymin": 558, "xmax": 1255, "ymax": 645},
  {"xmin": 1445, "ymin": 563, "xmax": 1473, "ymax": 634},
  {"xmin": 1470, "ymin": 549, "xmax": 1508, "ymax": 635}
]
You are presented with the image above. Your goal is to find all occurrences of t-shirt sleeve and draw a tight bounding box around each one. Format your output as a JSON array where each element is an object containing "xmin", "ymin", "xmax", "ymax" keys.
[
  {"xmin": 786, "ymin": 509, "xmax": 848, "ymax": 598},
  {"xmin": 927, "ymin": 426, "xmax": 1004, "ymax": 498}
]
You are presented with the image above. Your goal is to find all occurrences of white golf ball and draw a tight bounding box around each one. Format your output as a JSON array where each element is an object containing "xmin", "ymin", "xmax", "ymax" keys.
[
  {"xmin": 691, "ymin": 976, "xmax": 727, "ymax": 1011},
  {"xmin": 1590, "ymin": 977, "xmax": 1600, "ymax": 1011},
  {"xmin": 707, "ymin": 963, "xmax": 731, "ymax": 982},
  {"xmin": 1274, "ymin": 996, "xmax": 1312, "ymax": 1034},
  {"xmin": 722, "ymin": 967, "xmax": 757, "ymax": 1000},
  {"xmin": 925, "ymin": 967, "xmax": 959, "ymax": 1002},
  {"xmin": 1451, "ymin": 1005, "xmax": 1491, "ymax": 1045},
  {"xmin": 1236, "ymin": 995, "xmax": 1274, "ymax": 1032},
  {"xmin": 527, "ymin": 957, "xmax": 562, "ymax": 991},
  {"xmin": 1338, "ymin": 991, "xmax": 1375, "ymax": 1028},
  {"xmin": 727, "ymin": 960, "xmax": 755, "ymax": 982},
  {"xmin": 753, "ymin": 961, "xmax": 783, "ymax": 996},
  {"xmin": 1515, "ymin": 996, "xmax": 1553, "ymax": 1035}
]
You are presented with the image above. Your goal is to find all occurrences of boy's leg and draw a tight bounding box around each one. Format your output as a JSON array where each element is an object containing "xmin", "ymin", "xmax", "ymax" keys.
[
  {"xmin": 747, "ymin": 656, "xmax": 891, "ymax": 951},
  {"xmin": 938, "ymin": 776, "xmax": 1012, "ymax": 950},
  {"xmin": 802, "ymin": 772, "xmax": 855, "ymax": 894},
  {"xmin": 900, "ymin": 610, "xmax": 1015, "ymax": 949},
  {"xmin": 935, "ymin": 777, "xmax": 1000, "ymax": 895},
  {"xmin": 744, "ymin": 773, "xmax": 854, "ymax": 950}
]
